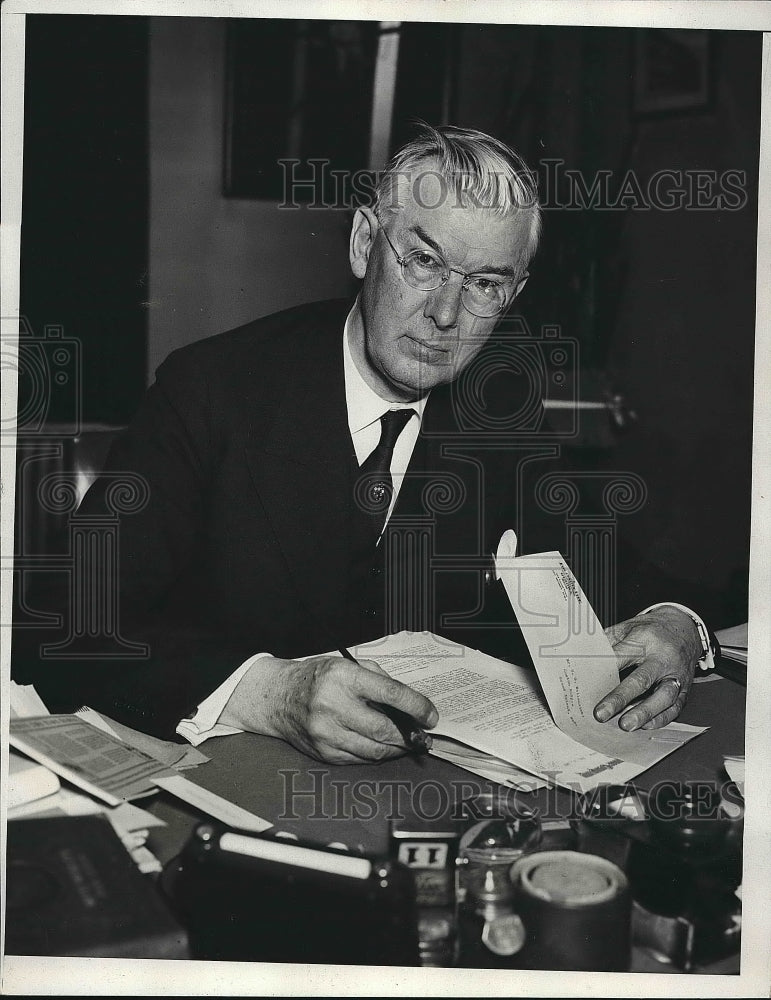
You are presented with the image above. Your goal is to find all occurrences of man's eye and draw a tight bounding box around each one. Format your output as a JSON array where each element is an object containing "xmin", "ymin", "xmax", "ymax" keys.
[
  {"xmin": 469, "ymin": 277, "xmax": 501, "ymax": 296},
  {"xmin": 411, "ymin": 252, "xmax": 443, "ymax": 271}
]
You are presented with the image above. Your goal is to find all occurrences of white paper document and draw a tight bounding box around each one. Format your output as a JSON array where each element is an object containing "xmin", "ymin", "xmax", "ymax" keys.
[
  {"xmin": 353, "ymin": 536, "xmax": 706, "ymax": 793},
  {"xmin": 9, "ymin": 715, "xmax": 177, "ymax": 805},
  {"xmin": 724, "ymin": 755, "xmax": 745, "ymax": 798},
  {"xmin": 8, "ymin": 751, "xmax": 61, "ymax": 809},
  {"xmin": 430, "ymin": 736, "xmax": 547, "ymax": 791},
  {"xmin": 715, "ymin": 622, "xmax": 748, "ymax": 665},
  {"xmin": 495, "ymin": 537, "xmax": 705, "ymax": 767},
  {"xmin": 152, "ymin": 773, "xmax": 273, "ymax": 833},
  {"xmin": 76, "ymin": 705, "xmax": 210, "ymax": 770},
  {"xmin": 9, "ymin": 680, "xmax": 51, "ymax": 719},
  {"xmin": 355, "ymin": 631, "xmax": 654, "ymax": 792}
]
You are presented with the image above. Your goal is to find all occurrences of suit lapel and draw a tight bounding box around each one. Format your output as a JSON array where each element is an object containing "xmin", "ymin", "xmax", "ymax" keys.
[{"xmin": 244, "ymin": 307, "xmax": 357, "ymax": 645}]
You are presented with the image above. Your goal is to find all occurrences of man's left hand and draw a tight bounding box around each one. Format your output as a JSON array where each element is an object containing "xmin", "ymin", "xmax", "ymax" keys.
[{"xmin": 594, "ymin": 606, "xmax": 703, "ymax": 731}]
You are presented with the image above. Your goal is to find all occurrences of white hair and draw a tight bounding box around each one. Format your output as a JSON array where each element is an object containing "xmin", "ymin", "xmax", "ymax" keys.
[{"xmin": 373, "ymin": 123, "xmax": 542, "ymax": 262}]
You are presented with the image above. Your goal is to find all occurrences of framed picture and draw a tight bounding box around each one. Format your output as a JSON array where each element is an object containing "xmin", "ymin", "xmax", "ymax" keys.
[
  {"xmin": 223, "ymin": 19, "xmax": 458, "ymax": 200},
  {"xmin": 224, "ymin": 19, "xmax": 380, "ymax": 200},
  {"xmin": 632, "ymin": 28, "xmax": 713, "ymax": 117}
]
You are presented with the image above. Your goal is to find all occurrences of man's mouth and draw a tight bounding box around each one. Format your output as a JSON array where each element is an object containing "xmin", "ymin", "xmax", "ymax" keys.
[{"xmin": 404, "ymin": 336, "xmax": 452, "ymax": 365}]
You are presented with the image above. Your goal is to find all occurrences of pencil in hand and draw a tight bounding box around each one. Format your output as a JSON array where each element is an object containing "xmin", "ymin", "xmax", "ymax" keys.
[
  {"xmin": 338, "ymin": 647, "xmax": 433, "ymax": 754},
  {"xmin": 373, "ymin": 702, "xmax": 433, "ymax": 754}
]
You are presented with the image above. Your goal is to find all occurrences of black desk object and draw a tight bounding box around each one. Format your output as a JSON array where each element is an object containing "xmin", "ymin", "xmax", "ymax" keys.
[
  {"xmin": 163, "ymin": 823, "xmax": 419, "ymax": 966},
  {"xmin": 6, "ymin": 816, "xmax": 188, "ymax": 959}
]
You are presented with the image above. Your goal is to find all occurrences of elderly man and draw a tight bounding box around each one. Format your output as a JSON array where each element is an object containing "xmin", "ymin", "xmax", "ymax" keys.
[{"xmin": 14, "ymin": 125, "xmax": 714, "ymax": 761}]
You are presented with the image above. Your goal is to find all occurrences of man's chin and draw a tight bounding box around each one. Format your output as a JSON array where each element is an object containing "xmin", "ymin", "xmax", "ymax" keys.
[
  {"xmin": 370, "ymin": 346, "xmax": 456, "ymax": 399},
  {"xmin": 390, "ymin": 365, "xmax": 451, "ymax": 398}
]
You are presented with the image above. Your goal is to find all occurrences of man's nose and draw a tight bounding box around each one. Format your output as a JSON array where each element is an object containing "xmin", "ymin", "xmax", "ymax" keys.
[{"xmin": 424, "ymin": 276, "xmax": 463, "ymax": 331}]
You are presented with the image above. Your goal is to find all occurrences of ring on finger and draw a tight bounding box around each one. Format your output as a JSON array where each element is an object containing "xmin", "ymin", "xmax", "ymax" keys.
[{"xmin": 657, "ymin": 675, "xmax": 682, "ymax": 696}]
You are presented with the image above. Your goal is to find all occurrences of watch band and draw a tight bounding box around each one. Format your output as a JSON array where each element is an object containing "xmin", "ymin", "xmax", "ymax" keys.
[{"xmin": 639, "ymin": 602, "xmax": 716, "ymax": 670}]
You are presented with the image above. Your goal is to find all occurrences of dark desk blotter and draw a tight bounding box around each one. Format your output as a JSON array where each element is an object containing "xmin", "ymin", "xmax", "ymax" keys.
[{"xmin": 6, "ymin": 815, "xmax": 189, "ymax": 959}]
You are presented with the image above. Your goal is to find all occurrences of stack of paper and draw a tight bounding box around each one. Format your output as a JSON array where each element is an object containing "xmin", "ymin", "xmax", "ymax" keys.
[
  {"xmin": 9, "ymin": 714, "xmax": 181, "ymax": 804},
  {"xmin": 430, "ymin": 736, "xmax": 546, "ymax": 791},
  {"xmin": 9, "ymin": 680, "xmax": 272, "ymax": 865},
  {"xmin": 715, "ymin": 623, "xmax": 748, "ymax": 666},
  {"xmin": 357, "ymin": 630, "xmax": 705, "ymax": 793},
  {"xmin": 10, "ymin": 695, "xmax": 169, "ymax": 871},
  {"xmin": 9, "ymin": 711, "xmax": 272, "ymax": 836},
  {"xmin": 724, "ymin": 755, "xmax": 745, "ymax": 798},
  {"xmin": 8, "ymin": 751, "xmax": 60, "ymax": 810}
]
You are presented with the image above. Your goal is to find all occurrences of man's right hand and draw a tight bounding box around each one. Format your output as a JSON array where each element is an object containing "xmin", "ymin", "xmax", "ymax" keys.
[{"xmin": 217, "ymin": 655, "xmax": 439, "ymax": 764}]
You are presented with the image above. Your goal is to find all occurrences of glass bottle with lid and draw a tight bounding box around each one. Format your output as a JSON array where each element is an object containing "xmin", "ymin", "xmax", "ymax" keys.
[{"xmin": 457, "ymin": 793, "xmax": 541, "ymax": 967}]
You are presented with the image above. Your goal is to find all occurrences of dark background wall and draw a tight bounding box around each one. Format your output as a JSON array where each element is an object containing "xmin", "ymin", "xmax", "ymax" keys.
[
  {"xmin": 451, "ymin": 24, "xmax": 758, "ymax": 607},
  {"xmin": 20, "ymin": 15, "xmax": 148, "ymax": 425},
  {"xmin": 18, "ymin": 15, "xmax": 760, "ymax": 613}
]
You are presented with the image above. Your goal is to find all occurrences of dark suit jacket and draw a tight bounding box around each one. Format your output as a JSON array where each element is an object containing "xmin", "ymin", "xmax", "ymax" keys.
[
  {"xmin": 12, "ymin": 299, "xmax": 727, "ymax": 737},
  {"xmin": 13, "ymin": 300, "xmax": 534, "ymax": 734}
]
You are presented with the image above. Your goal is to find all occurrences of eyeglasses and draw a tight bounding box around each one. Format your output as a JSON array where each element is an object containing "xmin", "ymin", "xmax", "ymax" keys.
[{"xmin": 377, "ymin": 221, "xmax": 524, "ymax": 318}]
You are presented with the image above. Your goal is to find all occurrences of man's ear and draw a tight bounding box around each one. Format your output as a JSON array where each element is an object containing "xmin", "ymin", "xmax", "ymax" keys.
[
  {"xmin": 513, "ymin": 272, "xmax": 530, "ymax": 299},
  {"xmin": 496, "ymin": 273, "xmax": 530, "ymax": 327},
  {"xmin": 349, "ymin": 207, "xmax": 378, "ymax": 279},
  {"xmin": 498, "ymin": 271, "xmax": 530, "ymax": 323}
]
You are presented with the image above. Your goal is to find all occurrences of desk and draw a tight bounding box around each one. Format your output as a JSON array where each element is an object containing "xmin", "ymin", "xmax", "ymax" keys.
[
  {"xmin": 146, "ymin": 673, "xmax": 745, "ymax": 973},
  {"xmin": 149, "ymin": 673, "xmax": 745, "ymax": 859}
]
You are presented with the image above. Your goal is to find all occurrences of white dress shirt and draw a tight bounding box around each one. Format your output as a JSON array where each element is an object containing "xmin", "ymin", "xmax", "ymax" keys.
[{"xmin": 177, "ymin": 308, "xmax": 428, "ymax": 744}]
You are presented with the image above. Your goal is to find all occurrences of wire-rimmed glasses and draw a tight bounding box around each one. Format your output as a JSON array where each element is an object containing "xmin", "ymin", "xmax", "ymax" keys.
[{"xmin": 377, "ymin": 221, "xmax": 524, "ymax": 318}]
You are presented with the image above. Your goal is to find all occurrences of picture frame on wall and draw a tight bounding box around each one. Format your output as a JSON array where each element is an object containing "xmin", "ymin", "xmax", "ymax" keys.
[
  {"xmin": 632, "ymin": 28, "xmax": 713, "ymax": 117},
  {"xmin": 223, "ymin": 19, "xmax": 380, "ymax": 200},
  {"xmin": 223, "ymin": 19, "xmax": 458, "ymax": 200}
]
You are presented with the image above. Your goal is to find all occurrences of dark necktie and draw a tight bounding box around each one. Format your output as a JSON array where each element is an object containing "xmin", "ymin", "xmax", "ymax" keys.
[{"xmin": 356, "ymin": 408, "xmax": 416, "ymax": 540}]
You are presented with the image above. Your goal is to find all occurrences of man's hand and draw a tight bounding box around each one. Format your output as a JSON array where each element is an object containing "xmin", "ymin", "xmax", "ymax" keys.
[
  {"xmin": 594, "ymin": 607, "xmax": 703, "ymax": 731},
  {"xmin": 218, "ymin": 654, "xmax": 439, "ymax": 764}
]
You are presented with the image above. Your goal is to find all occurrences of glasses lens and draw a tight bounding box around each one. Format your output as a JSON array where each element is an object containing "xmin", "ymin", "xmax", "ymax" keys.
[
  {"xmin": 462, "ymin": 278, "xmax": 507, "ymax": 317},
  {"xmin": 402, "ymin": 250, "xmax": 446, "ymax": 290}
]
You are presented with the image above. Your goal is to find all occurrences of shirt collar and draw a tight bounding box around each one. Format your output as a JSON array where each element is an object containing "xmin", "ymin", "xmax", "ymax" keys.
[{"xmin": 343, "ymin": 305, "xmax": 429, "ymax": 436}]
